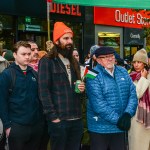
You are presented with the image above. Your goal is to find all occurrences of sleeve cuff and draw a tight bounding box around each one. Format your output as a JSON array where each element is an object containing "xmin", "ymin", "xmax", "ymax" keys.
[
  {"xmin": 46, "ymin": 113, "xmax": 58, "ymax": 121},
  {"xmin": 4, "ymin": 121, "xmax": 11, "ymax": 130}
]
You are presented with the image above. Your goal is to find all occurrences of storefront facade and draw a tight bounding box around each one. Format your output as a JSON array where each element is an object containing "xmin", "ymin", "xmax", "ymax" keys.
[
  {"xmin": 94, "ymin": 7, "xmax": 150, "ymax": 60},
  {"xmin": 0, "ymin": 0, "xmax": 47, "ymax": 50},
  {"xmin": 0, "ymin": 0, "xmax": 93, "ymax": 63}
]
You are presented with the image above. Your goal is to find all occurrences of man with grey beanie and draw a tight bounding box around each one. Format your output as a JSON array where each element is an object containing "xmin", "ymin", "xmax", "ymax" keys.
[{"xmin": 85, "ymin": 45, "xmax": 100, "ymax": 69}]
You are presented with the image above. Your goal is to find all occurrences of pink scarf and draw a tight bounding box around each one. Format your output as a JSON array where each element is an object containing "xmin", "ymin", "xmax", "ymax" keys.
[
  {"xmin": 28, "ymin": 60, "xmax": 39, "ymax": 72},
  {"xmin": 130, "ymin": 71, "xmax": 150, "ymax": 129}
]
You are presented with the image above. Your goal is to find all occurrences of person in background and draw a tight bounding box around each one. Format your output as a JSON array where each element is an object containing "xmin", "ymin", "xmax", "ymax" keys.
[
  {"xmin": 0, "ymin": 41, "xmax": 44, "ymax": 150},
  {"xmin": 0, "ymin": 51, "xmax": 9, "ymax": 150},
  {"xmin": 129, "ymin": 49, "xmax": 150, "ymax": 150},
  {"xmin": 73, "ymin": 48, "xmax": 80, "ymax": 62},
  {"xmin": 85, "ymin": 45, "xmax": 100, "ymax": 69},
  {"xmin": 28, "ymin": 41, "xmax": 49, "ymax": 150},
  {"xmin": 2, "ymin": 49, "xmax": 14, "ymax": 63},
  {"xmin": 38, "ymin": 22, "xmax": 85, "ymax": 150},
  {"xmin": 86, "ymin": 46, "xmax": 138, "ymax": 150},
  {"xmin": 38, "ymin": 50, "xmax": 47, "ymax": 60},
  {"xmin": 46, "ymin": 40, "xmax": 54, "ymax": 52},
  {"xmin": 0, "ymin": 51, "xmax": 9, "ymax": 73},
  {"xmin": 114, "ymin": 51, "xmax": 131, "ymax": 71},
  {"xmin": 84, "ymin": 55, "xmax": 89, "ymax": 63},
  {"xmin": 28, "ymin": 41, "xmax": 39, "ymax": 72},
  {"xmin": 87, "ymin": 51, "xmax": 90, "ymax": 59},
  {"xmin": 72, "ymin": 48, "xmax": 85, "ymax": 77}
]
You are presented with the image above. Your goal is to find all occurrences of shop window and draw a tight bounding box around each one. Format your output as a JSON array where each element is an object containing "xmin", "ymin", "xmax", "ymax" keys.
[
  {"xmin": 98, "ymin": 32, "xmax": 120, "ymax": 54},
  {"xmin": 0, "ymin": 15, "xmax": 13, "ymax": 50},
  {"xmin": 18, "ymin": 16, "xmax": 47, "ymax": 32},
  {"xmin": 18, "ymin": 16, "xmax": 48, "ymax": 50},
  {"xmin": 0, "ymin": 15, "xmax": 13, "ymax": 29},
  {"xmin": 124, "ymin": 46, "xmax": 137, "ymax": 64}
]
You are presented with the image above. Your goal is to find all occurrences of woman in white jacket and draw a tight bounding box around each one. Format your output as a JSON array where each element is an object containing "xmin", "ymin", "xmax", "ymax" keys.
[{"xmin": 129, "ymin": 49, "xmax": 150, "ymax": 150}]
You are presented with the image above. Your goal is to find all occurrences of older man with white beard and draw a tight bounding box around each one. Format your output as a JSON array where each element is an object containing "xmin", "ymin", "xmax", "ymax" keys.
[{"xmin": 86, "ymin": 46, "xmax": 138, "ymax": 150}]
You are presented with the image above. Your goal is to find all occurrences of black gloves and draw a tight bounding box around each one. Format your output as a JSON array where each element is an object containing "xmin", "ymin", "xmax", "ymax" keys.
[{"xmin": 117, "ymin": 113, "xmax": 131, "ymax": 131}]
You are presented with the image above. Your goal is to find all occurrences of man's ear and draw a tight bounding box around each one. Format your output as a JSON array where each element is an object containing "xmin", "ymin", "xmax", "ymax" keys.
[
  {"xmin": 13, "ymin": 52, "xmax": 16, "ymax": 59},
  {"xmin": 96, "ymin": 58, "xmax": 101, "ymax": 64}
]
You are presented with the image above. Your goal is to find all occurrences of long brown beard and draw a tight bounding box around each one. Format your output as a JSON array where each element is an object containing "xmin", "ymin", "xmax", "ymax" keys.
[
  {"xmin": 56, "ymin": 42, "xmax": 73, "ymax": 59},
  {"xmin": 56, "ymin": 43, "xmax": 81, "ymax": 80},
  {"xmin": 46, "ymin": 43, "xmax": 81, "ymax": 80}
]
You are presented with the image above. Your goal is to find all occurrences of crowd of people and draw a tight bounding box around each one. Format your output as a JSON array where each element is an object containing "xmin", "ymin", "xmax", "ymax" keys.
[{"xmin": 0, "ymin": 21, "xmax": 150, "ymax": 150}]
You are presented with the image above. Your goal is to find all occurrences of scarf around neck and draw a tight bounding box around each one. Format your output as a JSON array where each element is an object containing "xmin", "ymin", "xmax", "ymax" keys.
[{"xmin": 130, "ymin": 71, "xmax": 150, "ymax": 129}]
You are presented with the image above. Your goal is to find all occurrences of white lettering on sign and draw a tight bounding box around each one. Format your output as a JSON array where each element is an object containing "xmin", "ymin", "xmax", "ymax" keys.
[
  {"xmin": 115, "ymin": 10, "xmax": 135, "ymax": 24},
  {"xmin": 136, "ymin": 13, "xmax": 150, "ymax": 25},
  {"xmin": 130, "ymin": 33, "xmax": 140, "ymax": 39},
  {"xmin": 115, "ymin": 10, "xmax": 150, "ymax": 26}
]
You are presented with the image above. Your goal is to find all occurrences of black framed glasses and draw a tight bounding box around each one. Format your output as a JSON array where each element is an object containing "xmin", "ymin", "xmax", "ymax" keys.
[
  {"xmin": 31, "ymin": 48, "xmax": 39, "ymax": 51},
  {"xmin": 98, "ymin": 54, "xmax": 115, "ymax": 60}
]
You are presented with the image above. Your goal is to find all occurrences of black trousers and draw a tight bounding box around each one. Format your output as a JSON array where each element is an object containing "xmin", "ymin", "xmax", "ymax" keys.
[
  {"xmin": 48, "ymin": 119, "xmax": 83, "ymax": 150},
  {"xmin": 8, "ymin": 122, "xmax": 44, "ymax": 150},
  {"xmin": 89, "ymin": 132, "xmax": 127, "ymax": 150},
  {"xmin": 39, "ymin": 121, "xmax": 49, "ymax": 150}
]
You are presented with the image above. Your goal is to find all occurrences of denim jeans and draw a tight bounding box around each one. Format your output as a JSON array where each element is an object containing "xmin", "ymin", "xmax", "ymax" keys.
[{"xmin": 48, "ymin": 119, "xmax": 83, "ymax": 150}]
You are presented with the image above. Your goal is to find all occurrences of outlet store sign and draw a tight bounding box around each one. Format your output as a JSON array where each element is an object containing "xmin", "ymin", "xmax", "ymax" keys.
[{"xmin": 94, "ymin": 7, "xmax": 150, "ymax": 29}]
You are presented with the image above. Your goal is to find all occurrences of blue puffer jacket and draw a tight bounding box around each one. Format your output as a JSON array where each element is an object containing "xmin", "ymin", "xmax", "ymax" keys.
[{"xmin": 86, "ymin": 64, "xmax": 138, "ymax": 133}]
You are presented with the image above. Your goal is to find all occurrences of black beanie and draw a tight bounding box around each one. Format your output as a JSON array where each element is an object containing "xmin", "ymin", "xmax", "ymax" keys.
[{"xmin": 95, "ymin": 46, "xmax": 115, "ymax": 58}]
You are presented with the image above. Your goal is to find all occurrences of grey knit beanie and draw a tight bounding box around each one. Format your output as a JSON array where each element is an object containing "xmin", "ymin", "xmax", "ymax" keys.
[
  {"xmin": 133, "ymin": 49, "xmax": 148, "ymax": 64},
  {"xmin": 90, "ymin": 45, "xmax": 100, "ymax": 57}
]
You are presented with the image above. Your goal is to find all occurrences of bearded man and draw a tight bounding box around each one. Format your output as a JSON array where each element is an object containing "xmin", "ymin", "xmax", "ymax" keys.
[{"xmin": 38, "ymin": 22, "xmax": 85, "ymax": 150}]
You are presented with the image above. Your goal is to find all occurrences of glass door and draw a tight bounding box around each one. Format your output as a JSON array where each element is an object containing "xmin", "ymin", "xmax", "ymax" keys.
[
  {"xmin": 124, "ymin": 46, "xmax": 138, "ymax": 65},
  {"xmin": 98, "ymin": 32, "xmax": 120, "ymax": 54}
]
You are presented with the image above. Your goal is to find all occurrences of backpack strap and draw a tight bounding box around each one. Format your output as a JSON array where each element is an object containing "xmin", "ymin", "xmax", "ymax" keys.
[
  {"xmin": 8, "ymin": 68, "xmax": 16, "ymax": 93},
  {"xmin": 8, "ymin": 67, "xmax": 37, "ymax": 93}
]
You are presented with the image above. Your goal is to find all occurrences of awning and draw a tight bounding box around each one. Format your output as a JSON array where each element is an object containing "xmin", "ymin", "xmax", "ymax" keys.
[{"xmin": 52, "ymin": 0, "xmax": 150, "ymax": 9}]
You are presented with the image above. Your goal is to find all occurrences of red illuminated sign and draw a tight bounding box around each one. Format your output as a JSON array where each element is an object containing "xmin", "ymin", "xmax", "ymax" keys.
[
  {"xmin": 50, "ymin": 3, "xmax": 81, "ymax": 16},
  {"xmin": 94, "ymin": 7, "xmax": 150, "ymax": 29},
  {"xmin": 47, "ymin": 0, "xmax": 52, "ymax": 2}
]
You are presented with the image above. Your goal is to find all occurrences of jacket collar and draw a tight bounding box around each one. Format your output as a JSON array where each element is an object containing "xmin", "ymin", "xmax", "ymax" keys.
[
  {"xmin": 97, "ymin": 63, "xmax": 116, "ymax": 76},
  {"xmin": 56, "ymin": 56, "xmax": 76, "ymax": 85},
  {"xmin": 10, "ymin": 62, "xmax": 33, "ymax": 73}
]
